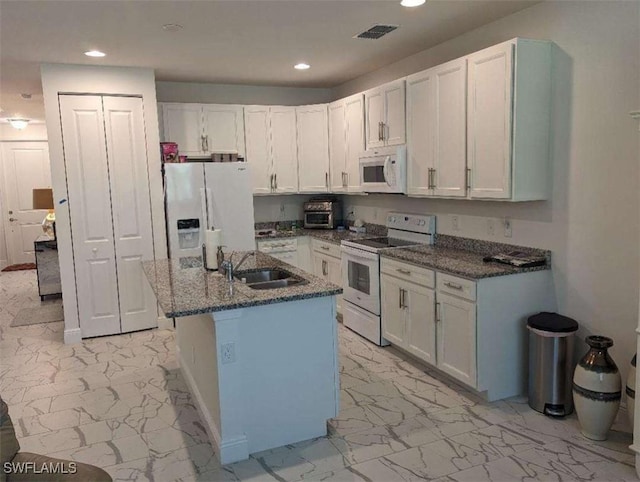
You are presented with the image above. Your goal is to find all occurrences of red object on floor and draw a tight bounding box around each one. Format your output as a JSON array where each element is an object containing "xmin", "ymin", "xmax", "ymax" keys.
[{"xmin": 1, "ymin": 263, "xmax": 36, "ymax": 272}]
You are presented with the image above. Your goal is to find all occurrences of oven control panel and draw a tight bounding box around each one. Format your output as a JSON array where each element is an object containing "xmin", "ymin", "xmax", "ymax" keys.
[{"xmin": 386, "ymin": 212, "xmax": 436, "ymax": 234}]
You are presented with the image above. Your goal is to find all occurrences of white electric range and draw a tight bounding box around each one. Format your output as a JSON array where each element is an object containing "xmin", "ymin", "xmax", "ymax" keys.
[{"xmin": 341, "ymin": 213, "xmax": 436, "ymax": 346}]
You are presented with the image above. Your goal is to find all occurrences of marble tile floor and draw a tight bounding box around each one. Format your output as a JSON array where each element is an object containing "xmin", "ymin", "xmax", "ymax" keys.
[{"xmin": 0, "ymin": 269, "xmax": 637, "ymax": 481}]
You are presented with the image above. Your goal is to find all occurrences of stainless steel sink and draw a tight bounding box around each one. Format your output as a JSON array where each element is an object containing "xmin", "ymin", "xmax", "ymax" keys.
[
  {"xmin": 246, "ymin": 278, "xmax": 307, "ymax": 290},
  {"xmin": 235, "ymin": 268, "xmax": 292, "ymax": 284},
  {"xmin": 235, "ymin": 268, "xmax": 308, "ymax": 290}
]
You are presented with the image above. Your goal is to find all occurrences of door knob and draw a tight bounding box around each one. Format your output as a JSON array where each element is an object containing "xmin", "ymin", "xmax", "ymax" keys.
[
  {"xmin": 92, "ymin": 248, "xmax": 98, "ymax": 254},
  {"xmin": 8, "ymin": 217, "xmax": 17, "ymax": 222}
]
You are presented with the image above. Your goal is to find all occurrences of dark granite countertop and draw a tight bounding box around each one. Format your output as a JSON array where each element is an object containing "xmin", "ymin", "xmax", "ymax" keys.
[
  {"xmin": 142, "ymin": 251, "xmax": 342, "ymax": 318},
  {"xmin": 380, "ymin": 244, "xmax": 550, "ymax": 280}
]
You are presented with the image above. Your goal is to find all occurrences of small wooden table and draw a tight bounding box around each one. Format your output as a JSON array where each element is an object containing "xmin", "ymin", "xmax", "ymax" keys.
[{"xmin": 34, "ymin": 235, "xmax": 61, "ymax": 300}]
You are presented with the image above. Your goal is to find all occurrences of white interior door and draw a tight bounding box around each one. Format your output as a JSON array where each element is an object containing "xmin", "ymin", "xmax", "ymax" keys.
[
  {"xmin": 103, "ymin": 96, "xmax": 157, "ymax": 333},
  {"xmin": 1, "ymin": 142, "xmax": 51, "ymax": 264},
  {"xmin": 59, "ymin": 95, "xmax": 121, "ymax": 337}
]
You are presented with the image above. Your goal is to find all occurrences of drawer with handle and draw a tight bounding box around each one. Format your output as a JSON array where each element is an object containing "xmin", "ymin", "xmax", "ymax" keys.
[
  {"xmin": 312, "ymin": 238, "xmax": 341, "ymax": 259},
  {"xmin": 381, "ymin": 257, "xmax": 434, "ymax": 288},
  {"xmin": 436, "ymin": 273, "xmax": 476, "ymax": 302}
]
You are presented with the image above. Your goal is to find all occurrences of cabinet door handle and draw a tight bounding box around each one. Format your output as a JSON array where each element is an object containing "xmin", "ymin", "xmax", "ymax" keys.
[
  {"xmin": 396, "ymin": 268, "xmax": 411, "ymax": 275},
  {"xmin": 398, "ymin": 287, "xmax": 403, "ymax": 309},
  {"xmin": 320, "ymin": 246, "xmax": 330, "ymax": 251},
  {"xmin": 431, "ymin": 168, "xmax": 436, "ymax": 189},
  {"xmin": 436, "ymin": 302, "xmax": 441, "ymax": 322},
  {"xmin": 402, "ymin": 289, "xmax": 407, "ymax": 309},
  {"xmin": 201, "ymin": 135, "xmax": 206, "ymax": 152},
  {"xmin": 466, "ymin": 168, "xmax": 471, "ymax": 191},
  {"xmin": 444, "ymin": 281, "xmax": 463, "ymax": 290},
  {"xmin": 325, "ymin": 172, "xmax": 329, "ymax": 188},
  {"xmin": 427, "ymin": 168, "xmax": 433, "ymax": 190},
  {"xmin": 274, "ymin": 174, "xmax": 278, "ymax": 190},
  {"xmin": 204, "ymin": 135, "xmax": 209, "ymax": 152},
  {"xmin": 322, "ymin": 259, "xmax": 328, "ymax": 276},
  {"xmin": 342, "ymin": 171, "xmax": 347, "ymax": 188},
  {"xmin": 270, "ymin": 174, "xmax": 274, "ymax": 190}
]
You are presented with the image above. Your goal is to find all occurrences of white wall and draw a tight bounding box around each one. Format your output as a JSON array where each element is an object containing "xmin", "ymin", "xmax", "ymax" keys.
[
  {"xmin": 156, "ymin": 81, "xmax": 333, "ymax": 106},
  {"xmin": 340, "ymin": 1, "xmax": 640, "ymax": 377},
  {"xmin": 253, "ymin": 195, "xmax": 314, "ymax": 224},
  {"xmin": 41, "ymin": 64, "xmax": 166, "ymax": 343}
]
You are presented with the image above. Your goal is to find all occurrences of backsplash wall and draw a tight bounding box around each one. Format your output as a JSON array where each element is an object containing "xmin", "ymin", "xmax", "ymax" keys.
[{"xmin": 252, "ymin": 195, "xmax": 315, "ymax": 224}]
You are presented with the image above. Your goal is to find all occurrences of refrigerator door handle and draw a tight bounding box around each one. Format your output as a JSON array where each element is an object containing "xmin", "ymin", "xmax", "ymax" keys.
[{"xmin": 200, "ymin": 188, "xmax": 209, "ymax": 230}]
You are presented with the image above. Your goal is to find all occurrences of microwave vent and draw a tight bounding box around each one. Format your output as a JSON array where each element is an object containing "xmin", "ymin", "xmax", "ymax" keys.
[{"xmin": 354, "ymin": 24, "xmax": 398, "ymax": 40}]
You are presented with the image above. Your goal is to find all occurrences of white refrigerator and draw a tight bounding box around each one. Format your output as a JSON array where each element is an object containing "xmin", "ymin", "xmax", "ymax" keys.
[{"xmin": 165, "ymin": 162, "xmax": 256, "ymax": 258}]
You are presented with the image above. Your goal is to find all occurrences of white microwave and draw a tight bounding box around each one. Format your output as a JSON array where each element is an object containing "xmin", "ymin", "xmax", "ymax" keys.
[{"xmin": 359, "ymin": 145, "xmax": 407, "ymax": 194}]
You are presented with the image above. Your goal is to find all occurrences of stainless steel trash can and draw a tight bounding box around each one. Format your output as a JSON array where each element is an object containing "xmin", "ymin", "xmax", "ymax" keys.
[{"xmin": 527, "ymin": 312, "xmax": 579, "ymax": 417}]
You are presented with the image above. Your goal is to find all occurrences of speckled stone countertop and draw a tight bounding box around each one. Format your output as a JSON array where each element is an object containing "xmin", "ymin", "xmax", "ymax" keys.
[
  {"xmin": 142, "ymin": 251, "xmax": 342, "ymax": 318},
  {"xmin": 380, "ymin": 243, "xmax": 551, "ymax": 280},
  {"xmin": 255, "ymin": 228, "xmax": 381, "ymax": 245}
]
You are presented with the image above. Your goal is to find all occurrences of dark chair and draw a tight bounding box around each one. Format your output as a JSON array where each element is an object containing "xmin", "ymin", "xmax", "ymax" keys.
[{"xmin": 0, "ymin": 398, "xmax": 112, "ymax": 481}]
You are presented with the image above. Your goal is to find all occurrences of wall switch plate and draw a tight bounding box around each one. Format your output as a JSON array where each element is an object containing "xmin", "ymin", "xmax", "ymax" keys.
[
  {"xmin": 451, "ymin": 215, "xmax": 460, "ymax": 231},
  {"xmin": 487, "ymin": 219, "xmax": 495, "ymax": 236},
  {"xmin": 504, "ymin": 218, "xmax": 512, "ymax": 238},
  {"xmin": 221, "ymin": 343, "xmax": 236, "ymax": 364}
]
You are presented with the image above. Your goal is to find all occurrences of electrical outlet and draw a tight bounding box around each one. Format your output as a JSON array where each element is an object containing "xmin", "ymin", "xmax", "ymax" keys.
[
  {"xmin": 221, "ymin": 343, "xmax": 236, "ymax": 364},
  {"xmin": 504, "ymin": 218, "xmax": 512, "ymax": 238},
  {"xmin": 451, "ymin": 215, "xmax": 460, "ymax": 232},
  {"xmin": 487, "ymin": 219, "xmax": 495, "ymax": 236}
]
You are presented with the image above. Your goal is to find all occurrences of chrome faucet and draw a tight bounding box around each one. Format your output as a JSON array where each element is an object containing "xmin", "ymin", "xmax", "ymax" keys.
[{"xmin": 221, "ymin": 251, "xmax": 255, "ymax": 282}]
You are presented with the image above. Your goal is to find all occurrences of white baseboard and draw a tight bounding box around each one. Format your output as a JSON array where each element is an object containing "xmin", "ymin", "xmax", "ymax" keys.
[
  {"xmin": 64, "ymin": 327, "xmax": 82, "ymax": 344},
  {"xmin": 157, "ymin": 316, "xmax": 174, "ymax": 331},
  {"xmin": 176, "ymin": 346, "xmax": 249, "ymax": 465}
]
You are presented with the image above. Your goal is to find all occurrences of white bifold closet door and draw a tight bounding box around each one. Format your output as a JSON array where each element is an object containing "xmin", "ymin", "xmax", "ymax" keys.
[{"xmin": 59, "ymin": 95, "xmax": 156, "ymax": 337}]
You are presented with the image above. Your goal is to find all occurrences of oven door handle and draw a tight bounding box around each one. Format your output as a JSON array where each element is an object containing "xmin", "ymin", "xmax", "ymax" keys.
[{"xmin": 340, "ymin": 244, "xmax": 380, "ymax": 261}]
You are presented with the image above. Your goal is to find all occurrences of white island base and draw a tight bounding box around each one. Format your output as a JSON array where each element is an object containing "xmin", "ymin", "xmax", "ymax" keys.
[{"xmin": 176, "ymin": 295, "xmax": 339, "ymax": 465}]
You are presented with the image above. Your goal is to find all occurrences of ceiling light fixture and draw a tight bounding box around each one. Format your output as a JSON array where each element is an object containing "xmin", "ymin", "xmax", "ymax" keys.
[
  {"xmin": 400, "ymin": 0, "xmax": 426, "ymax": 6},
  {"xmin": 162, "ymin": 23, "xmax": 184, "ymax": 32},
  {"xmin": 294, "ymin": 63, "xmax": 311, "ymax": 70},
  {"xmin": 84, "ymin": 50, "xmax": 106, "ymax": 58},
  {"xmin": 8, "ymin": 119, "xmax": 30, "ymax": 130}
]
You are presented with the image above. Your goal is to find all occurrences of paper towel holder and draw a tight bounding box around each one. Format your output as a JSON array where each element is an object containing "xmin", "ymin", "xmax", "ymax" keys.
[{"xmin": 202, "ymin": 244, "xmax": 216, "ymax": 271}]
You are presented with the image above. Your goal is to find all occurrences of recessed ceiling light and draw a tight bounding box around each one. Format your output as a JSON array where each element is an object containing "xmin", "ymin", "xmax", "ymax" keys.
[
  {"xmin": 294, "ymin": 63, "xmax": 311, "ymax": 70},
  {"xmin": 162, "ymin": 23, "xmax": 184, "ymax": 32},
  {"xmin": 8, "ymin": 119, "xmax": 29, "ymax": 130},
  {"xmin": 85, "ymin": 50, "xmax": 106, "ymax": 58},
  {"xmin": 401, "ymin": 0, "xmax": 426, "ymax": 6}
]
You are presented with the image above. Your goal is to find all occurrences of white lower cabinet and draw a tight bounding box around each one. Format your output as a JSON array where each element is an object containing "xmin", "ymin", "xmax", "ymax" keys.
[
  {"xmin": 311, "ymin": 239, "xmax": 342, "ymax": 313},
  {"xmin": 380, "ymin": 256, "xmax": 556, "ymax": 401},
  {"xmin": 436, "ymin": 292, "xmax": 476, "ymax": 387}
]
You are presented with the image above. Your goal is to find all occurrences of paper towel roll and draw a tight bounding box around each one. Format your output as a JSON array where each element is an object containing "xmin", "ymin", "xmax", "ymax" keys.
[{"xmin": 205, "ymin": 229, "xmax": 222, "ymax": 270}]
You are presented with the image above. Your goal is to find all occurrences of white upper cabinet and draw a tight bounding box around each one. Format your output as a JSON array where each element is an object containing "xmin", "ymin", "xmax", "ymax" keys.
[
  {"xmin": 271, "ymin": 107, "xmax": 299, "ymax": 194},
  {"xmin": 407, "ymin": 58, "xmax": 468, "ymax": 198},
  {"xmin": 202, "ymin": 105, "xmax": 246, "ymax": 156},
  {"xmin": 328, "ymin": 100, "xmax": 347, "ymax": 192},
  {"xmin": 297, "ymin": 104, "xmax": 330, "ymax": 193},
  {"xmin": 364, "ymin": 79, "xmax": 406, "ymax": 150},
  {"xmin": 344, "ymin": 94, "xmax": 365, "ymax": 191},
  {"xmin": 467, "ymin": 38, "xmax": 551, "ymax": 201},
  {"xmin": 244, "ymin": 106, "xmax": 272, "ymax": 195},
  {"xmin": 162, "ymin": 103, "xmax": 203, "ymax": 157},
  {"xmin": 162, "ymin": 103, "xmax": 246, "ymax": 158},
  {"xmin": 244, "ymin": 106, "xmax": 298, "ymax": 194},
  {"xmin": 328, "ymin": 93, "xmax": 365, "ymax": 193}
]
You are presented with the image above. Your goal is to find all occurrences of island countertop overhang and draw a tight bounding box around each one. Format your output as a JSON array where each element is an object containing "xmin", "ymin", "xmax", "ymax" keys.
[{"xmin": 142, "ymin": 251, "xmax": 342, "ymax": 318}]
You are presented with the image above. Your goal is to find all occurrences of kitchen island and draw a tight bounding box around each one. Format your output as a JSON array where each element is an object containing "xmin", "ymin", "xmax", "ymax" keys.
[{"xmin": 142, "ymin": 252, "xmax": 342, "ymax": 464}]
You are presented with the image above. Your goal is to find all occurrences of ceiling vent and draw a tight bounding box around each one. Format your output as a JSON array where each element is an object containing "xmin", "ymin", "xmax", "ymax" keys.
[{"xmin": 354, "ymin": 24, "xmax": 399, "ymax": 40}]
